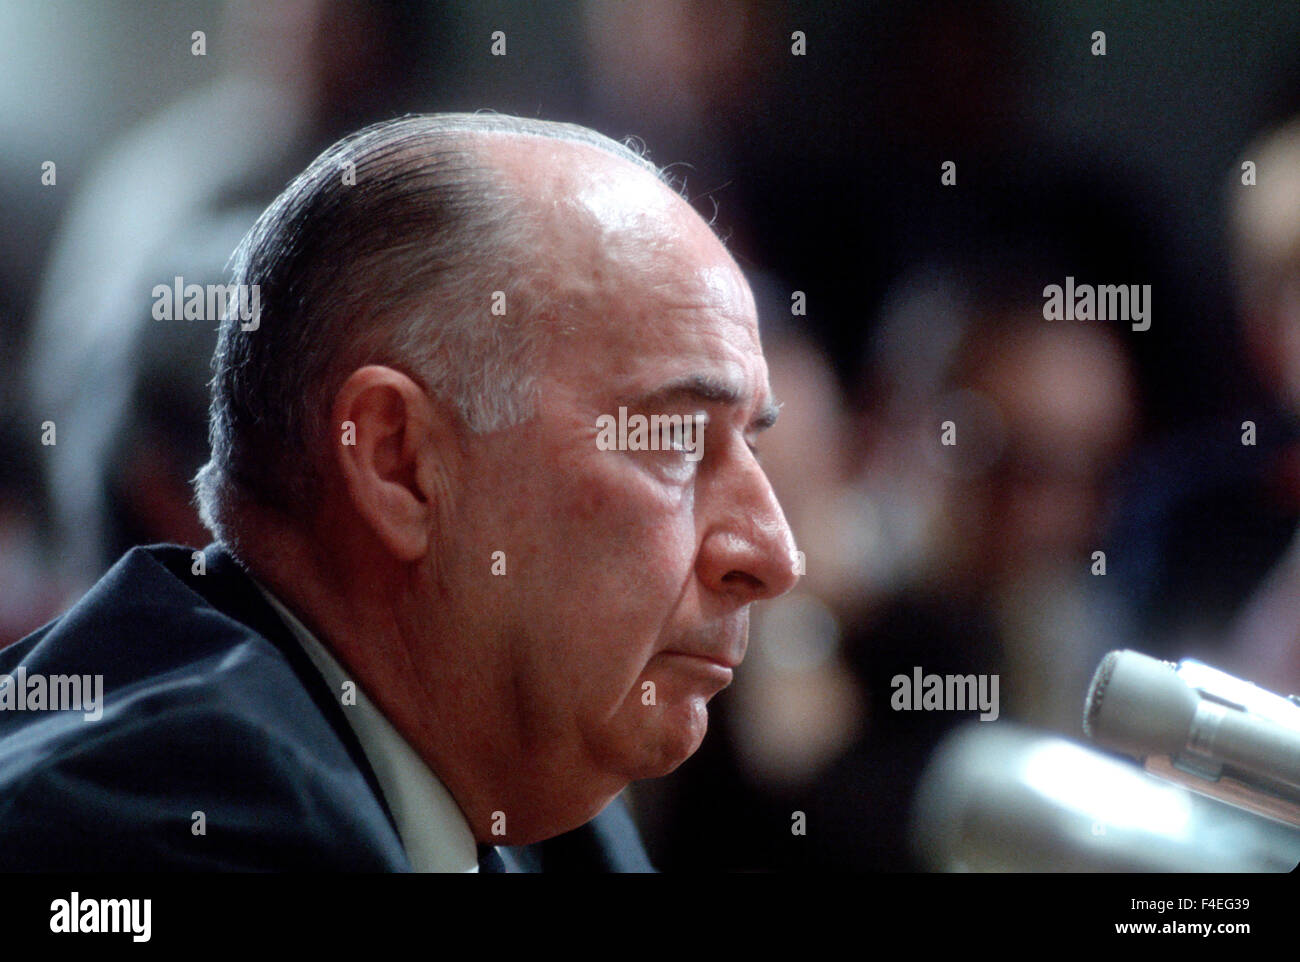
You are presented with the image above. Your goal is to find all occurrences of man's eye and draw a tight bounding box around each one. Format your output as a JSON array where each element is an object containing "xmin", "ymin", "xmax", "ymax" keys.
[{"xmin": 655, "ymin": 414, "xmax": 706, "ymax": 465}]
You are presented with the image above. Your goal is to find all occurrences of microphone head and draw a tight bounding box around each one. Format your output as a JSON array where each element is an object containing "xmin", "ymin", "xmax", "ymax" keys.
[
  {"xmin": 910, "ymin": 721, "xmax": 1300, "ymax": 871},
  {"xmin": 1083, "ymin": 649, "xmax": 1198, "ymax": 759}
]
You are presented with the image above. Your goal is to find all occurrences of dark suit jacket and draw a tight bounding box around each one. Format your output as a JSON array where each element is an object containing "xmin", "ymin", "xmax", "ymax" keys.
[{"xmin": 0, "ymin": 543, "xmax": 653, "ymax": 871}]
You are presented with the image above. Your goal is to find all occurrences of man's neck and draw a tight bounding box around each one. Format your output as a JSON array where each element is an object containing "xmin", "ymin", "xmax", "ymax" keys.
[{"xmin": 231, "ymin": 516, "xmax": 624, "ymax": 846}]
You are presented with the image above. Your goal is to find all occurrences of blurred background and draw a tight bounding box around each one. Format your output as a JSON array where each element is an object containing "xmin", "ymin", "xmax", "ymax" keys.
[{"xmin": 4, "ymin": 0, "xmax": 1300, "ymax": 870}]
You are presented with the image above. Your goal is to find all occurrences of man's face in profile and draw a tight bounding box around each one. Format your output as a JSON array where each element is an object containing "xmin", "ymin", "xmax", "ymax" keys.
[{"xmin": 430, "ymin": 141, "xmax": 798, "ymax": 790}]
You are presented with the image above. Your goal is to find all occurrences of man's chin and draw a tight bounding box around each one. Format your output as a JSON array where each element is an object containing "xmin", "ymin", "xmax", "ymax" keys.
[{"xmin": 619, "ymin": 699, "xmax": 711, "ymax": 779}]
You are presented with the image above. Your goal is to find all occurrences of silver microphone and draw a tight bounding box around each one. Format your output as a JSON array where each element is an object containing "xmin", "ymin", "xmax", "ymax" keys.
[
  {"xmin": 1084, "ymin": 649, "xmax": 1300, "ymax": 826},
  {"xmin": 910, "ymin": 722, "xmax": 1300, "ymax": 871}
]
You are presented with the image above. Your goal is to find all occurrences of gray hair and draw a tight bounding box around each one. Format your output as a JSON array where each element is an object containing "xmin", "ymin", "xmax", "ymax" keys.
[{"xmin": 194, "ymin": 112, "xmax": 666, "ymax": 545}]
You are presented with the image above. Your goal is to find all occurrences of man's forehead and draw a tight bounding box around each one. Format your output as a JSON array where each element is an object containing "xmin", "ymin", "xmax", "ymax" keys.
[
  {"xmin": 693, "ymin": 262, "xmax": 756, "ymax": 316},
  {"xmin": 490, "ymin": 132, "xmax": 767, "ymax": 399},
  {"xmin": 562, "ymin": 255, "xmax": 761, "ymax": 360},
  {"xmin": 487, "ymin": 133, "xmax": 738, "ymax": 286}
]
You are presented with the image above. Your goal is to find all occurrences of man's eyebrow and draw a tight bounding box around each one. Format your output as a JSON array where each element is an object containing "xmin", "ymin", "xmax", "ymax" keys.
[{"xmin": 617, "ymin": 373, "xmax": 782, "ymax": 431}]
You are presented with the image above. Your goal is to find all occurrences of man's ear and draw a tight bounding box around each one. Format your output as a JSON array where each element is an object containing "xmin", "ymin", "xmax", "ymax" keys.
[{"xmin": 330, "ymin": 365, "xmax": 455, "ymax": 562}]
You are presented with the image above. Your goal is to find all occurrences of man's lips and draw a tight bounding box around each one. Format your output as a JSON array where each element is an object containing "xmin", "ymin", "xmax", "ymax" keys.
[
  {"xmin": 658, "ymin": 619, "xmax": 748, "ymax": 677},
  {"xmin": 661, "ymin": 649, "xmax": 741, "ymax": 670}
]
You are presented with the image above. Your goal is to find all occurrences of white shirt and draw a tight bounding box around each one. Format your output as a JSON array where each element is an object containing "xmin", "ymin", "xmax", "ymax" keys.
[{"xmin": 255, "ymin": 583, "xmax": 483, "ymax": 872}]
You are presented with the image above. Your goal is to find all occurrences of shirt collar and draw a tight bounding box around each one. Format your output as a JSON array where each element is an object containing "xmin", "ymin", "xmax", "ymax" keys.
[{"xmin": 252, "ymin": 581, "xmax": 481, "ymax": 873}]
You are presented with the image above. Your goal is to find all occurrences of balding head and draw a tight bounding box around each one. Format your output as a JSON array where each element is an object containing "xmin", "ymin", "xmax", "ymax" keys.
[{"xmin": 195, "ymin": 113, "xmax": 672, "ymax": 547}]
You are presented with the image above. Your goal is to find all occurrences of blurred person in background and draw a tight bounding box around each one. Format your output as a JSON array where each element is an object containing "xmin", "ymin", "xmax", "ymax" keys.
[
  {"xmin": 24, "ymin": 0, "xmax": 438, "ymax": 594},
  {"xmin": 1107, "ymin": 115, "xmax": 1300, "ymax": 683},
  {"xmin": 789, "ymin": 275, "xmax": 1139, "ymax": 870},
  {"xmin": 1219, "ymin": 117, "xmax": 1300, "ymax": 695}
]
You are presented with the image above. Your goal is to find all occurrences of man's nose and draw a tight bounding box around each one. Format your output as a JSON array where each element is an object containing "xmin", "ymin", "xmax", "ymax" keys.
[{"xmin": 696, "ymin": 456, "xmax": 801, "ymax": 605}]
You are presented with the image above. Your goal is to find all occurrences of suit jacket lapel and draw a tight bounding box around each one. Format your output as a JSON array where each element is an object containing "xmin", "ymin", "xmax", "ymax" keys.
[{"xmin": 182, "ymin": 542, "xmax": 406, "ymax": 855}]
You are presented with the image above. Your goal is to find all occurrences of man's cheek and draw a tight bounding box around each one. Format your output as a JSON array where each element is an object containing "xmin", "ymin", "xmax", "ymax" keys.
[
  {"xmin": 570, "ymin": 457, "xmax": 690, "ymax": 527},
  {"xmin": 553, "ymin": 633, "xmax": 656, "ymax": 725}
]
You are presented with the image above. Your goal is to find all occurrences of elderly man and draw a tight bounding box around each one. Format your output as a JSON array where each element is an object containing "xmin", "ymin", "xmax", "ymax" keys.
[{"xmin": 0, "ymin": 113, "xmax": 798, "ymax": 871}]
